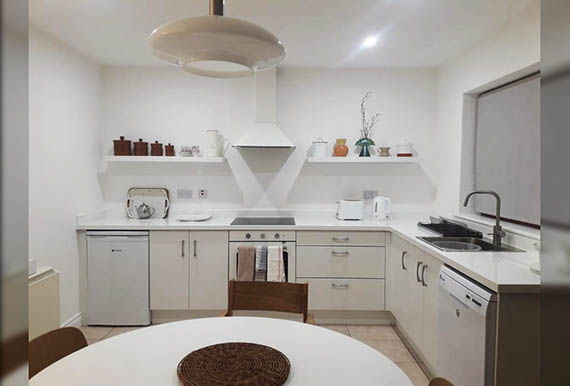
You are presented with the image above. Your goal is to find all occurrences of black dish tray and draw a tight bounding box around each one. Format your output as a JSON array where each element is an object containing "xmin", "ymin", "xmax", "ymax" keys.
[{"xmin": 418, "ymin": 222, "xmax": 483, "ymax": 238}]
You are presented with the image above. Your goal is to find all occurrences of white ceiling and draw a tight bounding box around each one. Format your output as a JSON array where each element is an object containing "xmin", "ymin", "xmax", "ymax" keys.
[{"xmin": 30, "ymin": 0, "xmax": 537, "ymax": 68}]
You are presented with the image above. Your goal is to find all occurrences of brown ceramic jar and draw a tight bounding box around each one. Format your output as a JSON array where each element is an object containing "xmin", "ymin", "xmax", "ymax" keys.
[
  {"xmin": 113, "ymin": 136, "xmax": 131, "ymax": 156},
  {"xmin": 333, "ymin": 138, "xmax": 349, "ymax": 157},
  {"xmin": 165, "ymin": 143, "xmax": 175, "ymax": 156},
  {"xmin": 133, "ymin": 138, "xmax": 148, "ymax": 156},
  {"xmin": 150, "ymin": 141, "xmax": 163, "ymax": 156}
]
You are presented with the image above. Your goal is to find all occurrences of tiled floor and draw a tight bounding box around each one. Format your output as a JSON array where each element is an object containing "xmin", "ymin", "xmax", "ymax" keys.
[{"xmin": 80, "ymin": 323, "xmax": 429, "ymax": 386}]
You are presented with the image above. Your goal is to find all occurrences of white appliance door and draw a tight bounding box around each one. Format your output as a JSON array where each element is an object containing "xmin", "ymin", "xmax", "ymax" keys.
[
  {"xmin": 436, "ymin": 271, "xmax": 493, "ymax": 386},
  {"xmin": 87, "ymin": 234, "xmax": 150, "ymax": 325}
]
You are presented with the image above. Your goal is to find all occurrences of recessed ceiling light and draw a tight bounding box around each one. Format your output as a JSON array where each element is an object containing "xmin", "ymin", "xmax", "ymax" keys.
[{"xmin": 362, "ymin": 36, "xmax": 378, "ymax": 48}]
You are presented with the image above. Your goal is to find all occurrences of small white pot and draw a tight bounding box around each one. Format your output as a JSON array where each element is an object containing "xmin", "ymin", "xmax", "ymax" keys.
[{"xmin": 312, "ymin": 137, "xmax": 328, "ymax": 158}]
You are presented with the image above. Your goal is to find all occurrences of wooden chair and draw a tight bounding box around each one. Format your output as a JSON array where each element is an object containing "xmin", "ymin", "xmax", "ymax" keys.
[
  {"xmin": 222, "ymin": 280, "xmax": 315, "ymax": 324},
  {"xmin": 29, "ymin": 327, "xmax": 88, "ymax": 378},
  {"xmin": 429, "ymin": 377, "xmax": 454, "ymax": 386}
]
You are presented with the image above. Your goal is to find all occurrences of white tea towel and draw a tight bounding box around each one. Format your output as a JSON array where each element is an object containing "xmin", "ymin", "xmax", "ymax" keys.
[{"xmin": 267, "ymin": 245, "xmax": 285, "ymax": 282}]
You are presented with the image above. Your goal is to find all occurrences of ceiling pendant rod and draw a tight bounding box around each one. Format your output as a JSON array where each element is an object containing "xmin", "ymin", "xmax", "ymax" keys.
[{"xmin": 210, "ymin": 0, "xmax": 224, "ymax": 16}]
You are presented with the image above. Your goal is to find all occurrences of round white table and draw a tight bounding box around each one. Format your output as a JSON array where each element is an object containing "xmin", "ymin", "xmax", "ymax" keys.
[{"xmin": 30, "ymin": 317, "xmax": 413, "ymax": 385}]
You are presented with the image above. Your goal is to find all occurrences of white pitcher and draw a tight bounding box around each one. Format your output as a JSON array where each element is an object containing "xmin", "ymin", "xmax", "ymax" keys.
[{"xmin": 206, "ymin": 130, "xmax": 230, "ymax": 157}]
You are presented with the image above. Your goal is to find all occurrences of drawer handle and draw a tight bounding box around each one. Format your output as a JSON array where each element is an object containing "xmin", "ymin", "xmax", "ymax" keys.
[
  {"xmin": 421, "ymin": 264, "xmax": 428, "ymax": 287},
  {"xmin": 416, "ymin": 261, "xmax": 423, "ymax": 283},
  {"xmin": 331, "ymin": 250, "xmax": 349, "ymax": 257},
  {"xmin": 401, "ymin": 251, "xmax": 408, "ymax": 270},
  {"xmin": 331, "ymin": 283, "xmax": 349, "ymax": 289},
  {"xmin": 332, "ymin": 236, "xmax": 350, "ymax": 242},
  {"xmin": 181, "ymin": 240, "xmax": 185, "ymax": 258}
]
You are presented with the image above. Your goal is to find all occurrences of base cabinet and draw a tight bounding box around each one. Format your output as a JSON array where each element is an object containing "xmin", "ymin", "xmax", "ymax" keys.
[
  {"xmin": 189, "ymin": 231, "xmax": 228, "ymax": 310},
  {"xmin": 388, "ymin": 235, "xmax": 441, "ymax": 371},
  {"xmin": 297, "ymin": 231, "xmax": 387, "ymax": 312},
  {"xmin": 150, "ymin": 231, "xmax": 189, "ymax": 310},
  {"xmin": 298, "ymin": 278, "xmax": 385, "ymax": 311},
  {"xmin": 150, "ymin": 231, "xmax": 228, "ymax": 311},
  {"xmin": 419, "ymin": 253, "xmax": 442, "ymax": 366}
]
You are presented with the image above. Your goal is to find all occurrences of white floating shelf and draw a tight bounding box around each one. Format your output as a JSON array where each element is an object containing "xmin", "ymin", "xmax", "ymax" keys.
[
  {"xmin": 306, "ymin": 156, "xmax": 421, "ymax": 163},
  {"xmin": 106, "ymin": 155, "xmax": 226, "ymax": 163}
]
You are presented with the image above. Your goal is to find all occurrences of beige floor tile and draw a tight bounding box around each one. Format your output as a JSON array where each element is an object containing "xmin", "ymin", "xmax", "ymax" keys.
[
  {"xmin": 102, "ymin": 326, "xmax": 144, "ymax": 340},
  {"xmin": 397, "ymin": 362, "xmax": 430, "ymax": 386},
  {"xmin": 78, "ymin": 326, "xmax": 112, "ymax": 340},
  {"xmin": 347, "ymin": 325, "xmax": 399, "ymax": 340},
  {"xmin": 361, "ymin": 339, "xmax": 415, "ymax": 363},
  {"xmin": 318, "ymin": 324, "xmax": 350, "ymax": 336}
]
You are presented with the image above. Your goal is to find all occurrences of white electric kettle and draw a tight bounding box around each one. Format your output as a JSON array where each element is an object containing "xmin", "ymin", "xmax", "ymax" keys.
[{"xmin": 373, "ymin": 196, "xmax": 391, "ymax": 221}]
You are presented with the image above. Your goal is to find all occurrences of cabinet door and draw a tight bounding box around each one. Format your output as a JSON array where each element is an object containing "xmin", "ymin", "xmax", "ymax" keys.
[
  {"xmin": 189, "ymin": 231, "xmax": 229, "ymax": 310},
  {"xmin": 420, "ymin": 252, "xmax": 442, "ymax": 370},
  {"xmin": 150, "ymin": 231, "xmax": 189, "ymax": 310},
  {"xmin": 401, "ymin": 245, "xmax": 424, "ymax": 346},
  {"xmin": 387, "ymin": 236, "xmax": 405, "ymax": 318}
]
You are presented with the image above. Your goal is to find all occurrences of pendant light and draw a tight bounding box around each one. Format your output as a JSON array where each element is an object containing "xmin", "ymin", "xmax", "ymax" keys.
[{"xmin": 148, "ymin": 0, "xmax": 286, "ymax": 78}]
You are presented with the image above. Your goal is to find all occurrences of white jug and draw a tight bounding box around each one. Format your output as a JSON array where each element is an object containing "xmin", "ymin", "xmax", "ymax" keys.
[
  {"xmin": 373, "ymin": 196, "xmax": 391, "ymax": 220},
  {"xmin": 206, "ymin": 129, "xmax": 230, "ymax": 157}
]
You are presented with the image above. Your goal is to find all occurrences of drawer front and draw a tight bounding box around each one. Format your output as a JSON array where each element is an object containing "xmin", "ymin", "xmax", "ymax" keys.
[
  {"xmin": 297, "ymin": 231, "xmax": 386, "ymax": 246},
  {"xmin": 297, "ymin": 246, "xmax": 385, "ymax": 278},
  {"xmin": 297, "ymin": 278, "xmax": 385, "ymax": 311}
]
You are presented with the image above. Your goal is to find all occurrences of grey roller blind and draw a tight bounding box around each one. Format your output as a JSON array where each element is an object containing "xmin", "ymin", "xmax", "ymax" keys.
[{"xmin": 475, "ymin": 74, "xmax": 540, "ymax": 225}]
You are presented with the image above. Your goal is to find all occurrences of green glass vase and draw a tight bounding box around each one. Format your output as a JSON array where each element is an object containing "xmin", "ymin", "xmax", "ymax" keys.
[{"xmin": 355, "ymin": 137, "xmax": 375, "ymax": 157}]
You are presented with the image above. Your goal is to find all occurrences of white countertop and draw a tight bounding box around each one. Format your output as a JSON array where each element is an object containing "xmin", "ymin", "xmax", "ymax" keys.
[{"xmin": 77, "ymin": 211, "xmax": 540, "ymax": 294}]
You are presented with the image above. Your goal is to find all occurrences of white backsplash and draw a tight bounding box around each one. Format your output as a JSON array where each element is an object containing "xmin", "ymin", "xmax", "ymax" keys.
[{"xmin": 99, "ymin": 67, "xmax": 438, "ymax": 211}]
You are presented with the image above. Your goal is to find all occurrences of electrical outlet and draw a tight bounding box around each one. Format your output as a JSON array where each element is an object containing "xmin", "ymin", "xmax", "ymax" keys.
[
  {"xmin": 177, "ymin": 189, "xmax": 192, "ymax": 199},
  {"xmin": 198, "ymin": 189, "xmax": 208, "ymax": 199},
  {"xmin": 363, "ymin": 190, "xmax": 379, "ymax": 200}
]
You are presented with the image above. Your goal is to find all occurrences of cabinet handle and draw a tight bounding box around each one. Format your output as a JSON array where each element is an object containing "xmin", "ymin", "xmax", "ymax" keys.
[
  {"xmin": 181, "ymin": 240, "xmax": 185, "ymax": 258},
  {"xmin": 421, "ymin": 264, "xmax": 428, "ymax": 287},
  {"xmin": 401, "ymin": 251, "xmax": 408, "ymax": 270},
  {"xmin": 331, "ymin": 250, "xmax": 349, "ymax": 256},
  {"xmin": 193, "ymin": 240, "xmax": 197, "ymax": 257},
  {"xmin": 332, "ymin": 236, "xmax": 349, "ymax": 242},
  {"xmin": 331, "ymin": 283, "xmax": 349, "ymax": 289},
  {"xmin": 416, "ymin": 261, "xmax": 423, "ymax": 282}
]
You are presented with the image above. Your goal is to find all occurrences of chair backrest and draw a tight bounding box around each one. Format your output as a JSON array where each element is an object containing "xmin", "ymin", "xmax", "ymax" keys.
[
  {"xmin": 429, "ymin": 377, "xmax": 454, "ymax": 386},
  {"xmin": 29, "ymin": 327, "xmax": 88, "ymax": 378},
  {"xmin": 226, "ymin": 280, "xmax": 309, "ymax": 323}
]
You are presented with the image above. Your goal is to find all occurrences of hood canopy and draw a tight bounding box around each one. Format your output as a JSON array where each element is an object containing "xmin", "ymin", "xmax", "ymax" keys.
[{"xmin": 233, "ymin": 68, "xmax": 295, "ymax": 149}]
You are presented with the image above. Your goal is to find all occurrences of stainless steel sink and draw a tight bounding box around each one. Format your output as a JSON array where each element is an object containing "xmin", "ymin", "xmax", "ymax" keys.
[{"xmin": 417, "ymin": 237, "xmax": 525, "ymax": 252}]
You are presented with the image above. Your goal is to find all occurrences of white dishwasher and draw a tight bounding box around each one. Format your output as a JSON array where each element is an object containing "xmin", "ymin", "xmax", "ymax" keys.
[
  {"xmin": 436, "ymin": 265, "xmax": 497, "ymax": 386},
  {"xmin": 87, "ymin": 231, "xmax": 150, "ymax": 326}
]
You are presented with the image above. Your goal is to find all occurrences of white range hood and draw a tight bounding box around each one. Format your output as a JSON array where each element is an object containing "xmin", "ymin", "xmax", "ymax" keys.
[{"xmin": 233, "ymin": 68, "xmax": 295, "ymax": 148}]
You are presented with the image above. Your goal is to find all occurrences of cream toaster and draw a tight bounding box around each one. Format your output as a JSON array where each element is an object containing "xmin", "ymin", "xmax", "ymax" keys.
[{"xmin": 336, "ymin": 200, "xmax": 364, "ymax": 221}]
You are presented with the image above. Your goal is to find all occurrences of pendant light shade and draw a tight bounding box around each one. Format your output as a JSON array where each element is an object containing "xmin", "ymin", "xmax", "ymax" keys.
[{"xmin": 148, "ymin": 0, "xmax": 286, "ymax": 78}]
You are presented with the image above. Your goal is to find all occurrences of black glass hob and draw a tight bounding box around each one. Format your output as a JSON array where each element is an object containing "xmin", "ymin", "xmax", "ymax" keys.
[{"xmin": 230, "ymin": 217, "xmax": 295, "ymax": 226}]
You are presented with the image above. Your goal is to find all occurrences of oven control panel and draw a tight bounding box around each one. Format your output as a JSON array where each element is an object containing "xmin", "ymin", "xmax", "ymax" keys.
[{"xmin": 229, "ymin": 230, "xmax": 296, "ymax": 242}]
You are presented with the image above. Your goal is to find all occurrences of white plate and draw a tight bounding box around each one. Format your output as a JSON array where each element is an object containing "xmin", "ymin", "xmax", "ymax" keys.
[{"xmin": 177, "ymin": 213, "xmax": 213, "ymax": 222}]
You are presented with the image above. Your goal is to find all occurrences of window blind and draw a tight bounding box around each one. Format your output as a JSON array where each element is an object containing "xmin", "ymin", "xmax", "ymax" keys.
[{"xmin": 474, "ymin": 74, "xmax": 540, "ymax": 225}]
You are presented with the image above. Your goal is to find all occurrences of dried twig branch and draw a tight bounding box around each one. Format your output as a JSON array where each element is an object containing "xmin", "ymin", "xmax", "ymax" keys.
[{"xmin": 360, "ymin": 91, "xmax": 381, "ymax": 139}]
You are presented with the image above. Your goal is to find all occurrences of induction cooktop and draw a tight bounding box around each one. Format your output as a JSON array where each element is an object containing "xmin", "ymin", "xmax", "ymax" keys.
[{"xmin": 230, "ymin": 217, "xmax": 295, "ymax": 226}]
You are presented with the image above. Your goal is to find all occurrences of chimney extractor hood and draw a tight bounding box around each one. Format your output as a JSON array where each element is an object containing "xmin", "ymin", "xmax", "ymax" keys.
[{"xmin": 233, "ymin": 68, "xmax": 295, "ymax": 148}]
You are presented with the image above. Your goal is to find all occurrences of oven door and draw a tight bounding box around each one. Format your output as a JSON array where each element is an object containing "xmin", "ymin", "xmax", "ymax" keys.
[{"xmin": 229, "ymin": 241, "xmax": 296, "ymax": 283}]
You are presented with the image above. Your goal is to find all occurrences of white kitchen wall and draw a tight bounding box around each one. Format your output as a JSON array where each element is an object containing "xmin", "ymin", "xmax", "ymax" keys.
[
  {"xmin": 29, "ymin": 30, "xmax": 103, "ymax": 325},
  {"xmin": 434, "ymin": 1, "xmax": 540, "ymax": 213},
  {"xmin": 100, "ymin": 66, "xmax": 437, "ymax": 212}
]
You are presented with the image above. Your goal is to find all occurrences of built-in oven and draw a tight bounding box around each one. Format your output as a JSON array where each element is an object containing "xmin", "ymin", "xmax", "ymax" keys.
[{"xmin": 229, "ymin": 230, "xmax": 296, "ymax": 283}]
